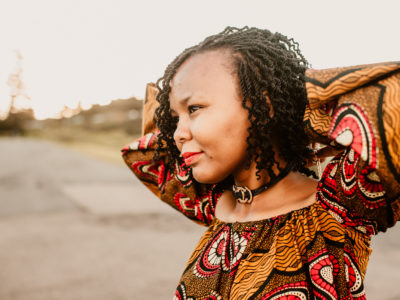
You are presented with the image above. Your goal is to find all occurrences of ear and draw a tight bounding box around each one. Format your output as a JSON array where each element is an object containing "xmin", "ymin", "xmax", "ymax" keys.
[{"xmin": 263, "ymin": 91, "xmax": 274, "ymax": 118}]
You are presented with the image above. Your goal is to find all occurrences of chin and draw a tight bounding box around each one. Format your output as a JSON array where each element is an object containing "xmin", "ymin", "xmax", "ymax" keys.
[{"xmin": 192, "ymin": 167, "xmax": 227, "ymax": 184}]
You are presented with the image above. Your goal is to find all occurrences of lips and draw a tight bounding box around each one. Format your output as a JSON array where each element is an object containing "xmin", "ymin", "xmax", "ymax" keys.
[{"xmin": 182, "ymin": 152, "xmax": 203, "ymax": 166}]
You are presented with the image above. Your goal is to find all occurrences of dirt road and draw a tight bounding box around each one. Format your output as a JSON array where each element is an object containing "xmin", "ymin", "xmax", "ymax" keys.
[{"xmin": 0, "ymin": 138, "xmax": 399, "ymax": 299}]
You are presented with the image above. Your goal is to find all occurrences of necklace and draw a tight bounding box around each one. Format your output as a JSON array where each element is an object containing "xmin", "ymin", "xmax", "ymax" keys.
[{"xmin": 231, "ymin": 165, "xmax": 292, "ymax": 204}]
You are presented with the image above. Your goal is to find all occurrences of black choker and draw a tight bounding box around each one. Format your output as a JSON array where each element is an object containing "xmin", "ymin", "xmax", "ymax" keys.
[{"xmin": 231, "ymin": 165, "xmax": 292, "ymax": 204}]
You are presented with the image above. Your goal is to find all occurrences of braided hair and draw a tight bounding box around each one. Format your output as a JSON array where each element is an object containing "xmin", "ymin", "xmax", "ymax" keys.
[{"xmin": 154, "ymin": 26, "xmax": 316, "ymax": 183}]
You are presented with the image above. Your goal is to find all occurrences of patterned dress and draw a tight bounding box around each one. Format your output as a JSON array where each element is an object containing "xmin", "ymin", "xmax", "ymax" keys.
[{"xmin": 122, "ymin": 62, "xmax": 400, "ymax": 299}]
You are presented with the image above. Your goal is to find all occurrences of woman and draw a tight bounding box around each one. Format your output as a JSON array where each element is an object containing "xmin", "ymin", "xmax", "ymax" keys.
[{"xmin": 122, "ymin": 27, "xmax": 400, "ymax": 299}]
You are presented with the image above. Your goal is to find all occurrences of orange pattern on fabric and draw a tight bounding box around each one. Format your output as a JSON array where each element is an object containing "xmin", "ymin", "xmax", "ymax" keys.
[
  {"xmin": 122, "ymin": 61, "xmax": 400, "ymax": 299},
  {"xmin": 305, "ymin": 61, "xmax": 400, "ymax": 221}
]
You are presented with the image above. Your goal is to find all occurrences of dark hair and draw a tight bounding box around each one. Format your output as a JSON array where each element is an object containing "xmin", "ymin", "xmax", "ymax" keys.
[{"xmin": 154, "ymin": 26, "xmax": 315, "ymax": 182}]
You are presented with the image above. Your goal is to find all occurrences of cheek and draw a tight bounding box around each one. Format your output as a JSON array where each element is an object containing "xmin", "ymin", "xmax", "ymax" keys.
[
  {"xmin": 188, "ymin": 107, "xmax": 250, "ymax": 183},
  {"xmin": 217, "ymin": 116, "xmax": 249, "ymax": 155},
  {"xmin": 191, "ymin": 111, "xmax": 249, "ymax": 146},
  {"xmin": 189, "ymin": 116, "xmax": 215, "ymax": 147},
  {"xmin": 190, "ymin": 125, "xmax": 249, "ymax": 184}
]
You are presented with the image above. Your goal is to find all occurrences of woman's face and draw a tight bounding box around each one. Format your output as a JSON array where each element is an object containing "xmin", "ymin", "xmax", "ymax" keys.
[{"xmin": 169, "ymin": 50, "xmax": 251, "ymax": 184}]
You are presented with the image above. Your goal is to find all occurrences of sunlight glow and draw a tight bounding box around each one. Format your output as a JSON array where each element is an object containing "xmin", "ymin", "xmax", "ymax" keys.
[{"xmin": 0, "ymin": 0, "xmax": 398, "ymax": 119}]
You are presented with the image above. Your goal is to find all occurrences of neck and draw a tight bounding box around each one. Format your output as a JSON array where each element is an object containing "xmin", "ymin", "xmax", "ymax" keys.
[
  {"xmin": 232, "ymin": 161, "xmax": 292, "ymax": 204},
  {"xmin": 232, "ymin": 158, "xmax": 285, "ymax": 190},
  {"xmin": 223, "ymin": 171, "xmax": 318, "ymax": 222}
]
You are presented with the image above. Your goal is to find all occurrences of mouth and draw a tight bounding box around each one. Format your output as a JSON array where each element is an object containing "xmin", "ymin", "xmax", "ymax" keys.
[{"xmin": 182, "ymin": 152, "xmax": 203, "ymax": 166}]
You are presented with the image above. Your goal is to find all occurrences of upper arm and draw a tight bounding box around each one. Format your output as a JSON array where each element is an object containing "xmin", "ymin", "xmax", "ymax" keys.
[{"xmin": 305, "ymin": 62, "xmax": 400, "ymax": 234}]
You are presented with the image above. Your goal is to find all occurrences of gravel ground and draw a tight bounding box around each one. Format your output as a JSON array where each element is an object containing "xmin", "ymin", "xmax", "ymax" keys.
[{"xmin": 0, "ymin": 137, "xmax": 399, "ymax": 300}]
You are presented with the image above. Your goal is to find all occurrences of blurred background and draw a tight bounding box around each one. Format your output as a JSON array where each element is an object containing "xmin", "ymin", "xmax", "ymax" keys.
[{"xmin": 0, "ymin": 0, "xmax": 399, "ymax": 299}]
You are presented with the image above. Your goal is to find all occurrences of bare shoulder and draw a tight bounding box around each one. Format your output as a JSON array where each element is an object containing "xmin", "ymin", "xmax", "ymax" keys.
[
  {"xmin": 214, "ymin": 172, "xmax": 318, "ymax": 223},
  {"xmin": 287, "ymin": 172, "xmax": 319, "ymax": 200}
]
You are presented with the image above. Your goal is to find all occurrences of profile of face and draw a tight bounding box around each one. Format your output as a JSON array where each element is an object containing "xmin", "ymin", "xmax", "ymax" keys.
[{"xmin": 169, "ymin": 50, "xmax": 251, "ymax": 184}]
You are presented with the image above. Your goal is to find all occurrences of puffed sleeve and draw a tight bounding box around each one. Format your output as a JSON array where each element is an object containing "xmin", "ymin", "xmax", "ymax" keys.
[
  {"xmin": 304, "ymin": 61, "xmax": 400, "ymax": 234},
  {"xmin": 121, "ymin": 83, "xmax": 218, "ymax": 226}
]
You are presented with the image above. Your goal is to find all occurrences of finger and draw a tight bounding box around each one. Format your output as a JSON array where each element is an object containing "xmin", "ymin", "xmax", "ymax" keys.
[{"xmin": 316, "ymin": 146, "xmax": 344, "ymax": 159}]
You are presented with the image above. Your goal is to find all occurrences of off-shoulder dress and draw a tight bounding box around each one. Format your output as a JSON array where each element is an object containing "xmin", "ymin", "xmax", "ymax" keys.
[{"xmin": 122, "ymin": 62, "xmax": 400, "ymax": 299}]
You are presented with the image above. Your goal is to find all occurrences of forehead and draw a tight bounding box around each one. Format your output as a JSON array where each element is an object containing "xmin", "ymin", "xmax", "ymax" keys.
[{"xmin": 169, "ymin": 50, "xmax": 238, "ymax": 104}]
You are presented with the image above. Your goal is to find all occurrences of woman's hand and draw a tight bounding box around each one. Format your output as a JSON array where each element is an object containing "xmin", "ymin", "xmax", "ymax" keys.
[{"xmin": 305, "ymin": 143, "xmax": 345, "ymax": 167}]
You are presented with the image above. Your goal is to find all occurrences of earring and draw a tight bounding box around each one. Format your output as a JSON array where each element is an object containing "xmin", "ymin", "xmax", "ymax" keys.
[
  {"xmin": 317, "ymin": 157, "xmax": 322, "ymax": 180},
  {"xmin": 313, "ymin": 143, "xmax": 322, "ymax": 180}
]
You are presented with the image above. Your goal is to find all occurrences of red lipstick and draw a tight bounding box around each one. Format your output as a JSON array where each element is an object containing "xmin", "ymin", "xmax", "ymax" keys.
[{"xmin": 182, "ymin": 152, "xmax": 203, "ymax": 166}]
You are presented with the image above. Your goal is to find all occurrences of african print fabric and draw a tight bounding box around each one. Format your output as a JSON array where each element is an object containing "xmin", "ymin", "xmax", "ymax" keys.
[
  {"xmin": 122, "ymin": 61, "xmax": 400, "ymax": 299},
  {"xmin": 304, "ymin": 61, "xmax": 400, "ymax": 224}
]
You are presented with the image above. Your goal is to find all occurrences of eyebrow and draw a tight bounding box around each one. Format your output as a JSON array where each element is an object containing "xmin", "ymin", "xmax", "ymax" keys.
[{"xmin": 170, "ymin": 96, "xmax": 191, "ymax": 114}]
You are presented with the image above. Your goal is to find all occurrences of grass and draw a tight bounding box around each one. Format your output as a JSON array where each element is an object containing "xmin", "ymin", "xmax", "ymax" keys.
[{"xmin": 26, "ymin": 127, "xmax": 140, "ymax": 165}]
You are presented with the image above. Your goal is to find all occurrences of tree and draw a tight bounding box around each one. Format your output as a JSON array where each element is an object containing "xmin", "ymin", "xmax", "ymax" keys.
[
  {"xmin": 6, "ymin": 50, "xmax": 31, "ymax": 115},
  {"xmin": 0, "ymin": 50, "xmax": 34, "ymax": 135}
]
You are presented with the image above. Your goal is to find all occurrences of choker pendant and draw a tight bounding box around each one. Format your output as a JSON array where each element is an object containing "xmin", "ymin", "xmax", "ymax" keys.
[
  {"xmin": 232, "ymin": 185, "xmax": 254, "ymax": 204},
  {"xmin": 231, "ymin": 164, "xmax": 293, "ymax": 205}
]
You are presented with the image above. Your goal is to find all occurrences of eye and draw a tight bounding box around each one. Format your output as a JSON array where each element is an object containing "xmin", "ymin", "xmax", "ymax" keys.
[{"xmin": 188, "ymin": 105, "xmax": 201, "ymax": 114}]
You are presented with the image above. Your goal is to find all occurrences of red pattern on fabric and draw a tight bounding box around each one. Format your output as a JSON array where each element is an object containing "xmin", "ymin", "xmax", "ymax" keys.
[
  {"xmin": 190, "ymin": 188, "xmax": 221, "ymax": 225},
  {"xmin": 122, "ymin": 132, "xmax": 159, "ymax": 154},
  {"xmin": 317, "ymin": 153, "xmax": 383, "ymax": 236},
  {"xmin": 341, "ymin": 150, "xmax": 359, "ymax": 196},
  {"xmin": 308, "ymin": 249, "xmax": 339, "ymax": 300},
  {"xmin": 357, "ymin": 165, "xmax": 386, "ymax": 209},
  {"xmin": 343, "ymin": 248, "xmax": 365, "ymax": 300},
  {"xmin": 317, "ymin": 160, "xmax": 364, "ymax": 229},
  {"xmin": 194, "ymin": 225, "xmax": 255, "ymax": 279},
  {"xmin": 174, "ymin": 283, "xmax": 194, "ymax": 300},
  {"xmin": 329, "ymin": 103, "xmax": 377, "ymax": 169},
  {"xmin": 193, "ymin": 194, "xmax": 213, "ymax": 225},
  {"xmin": 130, "ymin": 161, "xmax": 158, "ymax": 182},
  {"xmin": 175, "ymin": 161, "xmax": 193, "ymax": 187},
  {"xmin": 261, "ymin": 281, "xmax": 310, "ymax": 300},
  {"xmin": 200, "ymin": 292, "xmax": 222, "ymax": 300},
  {"xmin": 174, "ymin": 193, "xmax": 195, "ymax": 215},
  {"xmin": 131, "ymin": 159, "xmax": 172, "ymax": 193}
]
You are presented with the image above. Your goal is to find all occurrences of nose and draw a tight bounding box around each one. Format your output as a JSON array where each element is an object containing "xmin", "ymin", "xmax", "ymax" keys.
[{"xmin": 173, "ymin": 116, "xmax": 192, "ymax": 146}]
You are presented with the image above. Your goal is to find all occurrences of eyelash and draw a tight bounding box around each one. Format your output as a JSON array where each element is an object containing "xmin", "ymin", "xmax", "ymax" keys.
[
  {"xmin": 171, "ymin": 105, "xmax": 202, "ymax": 123},
  {"xmin": 188, "ymin": 105, "xmax": 201, "ymax": 114}
]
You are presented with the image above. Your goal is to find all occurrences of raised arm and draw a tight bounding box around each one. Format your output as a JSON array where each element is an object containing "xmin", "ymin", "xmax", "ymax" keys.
[
  {"xmin": 121, "ymin": 84, "xmax": 218, "ymax": 226},
  {"xmin": 304, "ymin": 61, "xmax": 400, "ymax": 234}
]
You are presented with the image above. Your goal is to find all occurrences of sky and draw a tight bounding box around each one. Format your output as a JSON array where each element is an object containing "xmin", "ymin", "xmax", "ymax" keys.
[{"xmin": 0, "ymin": 0, "xmax": 399, "ymax": 119}]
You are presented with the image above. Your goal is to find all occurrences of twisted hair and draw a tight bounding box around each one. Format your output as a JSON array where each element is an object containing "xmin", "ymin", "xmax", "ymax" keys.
[{"xmin": 154, "ymin": 26, "xmax": 316, "ymax": 182}]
